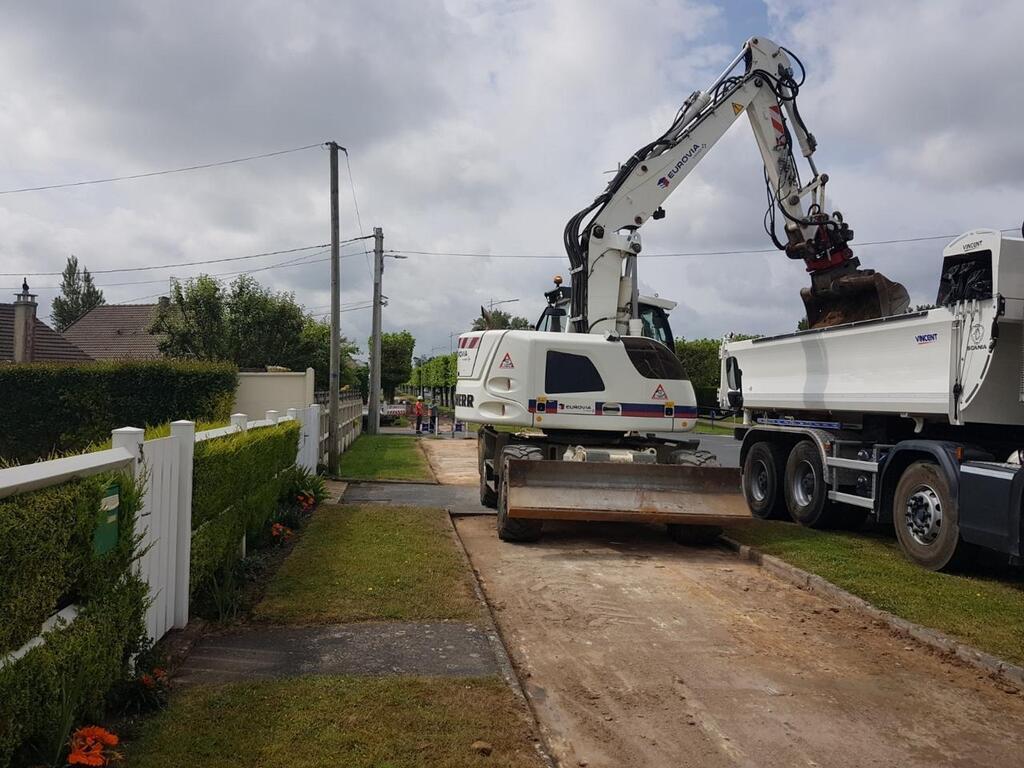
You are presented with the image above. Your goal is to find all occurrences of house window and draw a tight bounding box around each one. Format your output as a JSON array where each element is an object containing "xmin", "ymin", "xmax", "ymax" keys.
[{"xmin": 545, "ymin": 351, "xmax": 604, "ymax": 393}]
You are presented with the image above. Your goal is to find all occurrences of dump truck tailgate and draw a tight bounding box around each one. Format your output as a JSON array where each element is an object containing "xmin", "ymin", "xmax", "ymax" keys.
[{"xmin": 506, "ymin": 460, "xmax": 748, "ymax": 525}]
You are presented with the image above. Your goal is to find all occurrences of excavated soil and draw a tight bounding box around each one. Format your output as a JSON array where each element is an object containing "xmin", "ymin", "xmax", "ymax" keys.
[{"xmin": 455, "ymin": 517, "xmax": 1024, "ymax": 768}]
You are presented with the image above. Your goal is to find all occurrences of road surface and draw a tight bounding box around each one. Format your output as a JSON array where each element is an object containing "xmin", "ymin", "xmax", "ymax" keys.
[{"xmin": 455, "ymin": 517, "xmax": 1024, "ymax": 768}]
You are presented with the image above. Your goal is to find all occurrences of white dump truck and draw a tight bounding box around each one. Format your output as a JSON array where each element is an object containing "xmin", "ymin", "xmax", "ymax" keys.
[{"xmin": 721, "ymin": 229, "xmax": 1024, "ymax": 569}]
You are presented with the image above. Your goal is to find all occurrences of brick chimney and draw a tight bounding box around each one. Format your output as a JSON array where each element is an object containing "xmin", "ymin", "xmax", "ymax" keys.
[{"xmin": 13, "ymin": 279, "xmax": 37, "ymax": 363}]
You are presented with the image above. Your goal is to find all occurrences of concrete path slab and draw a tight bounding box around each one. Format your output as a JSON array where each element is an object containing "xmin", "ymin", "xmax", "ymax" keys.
[
  {"xmin": 175, "ymin": 621, "xmax": 498, "ymax": 685},
  {"xmin": 343, "ymin": 481, "xmax": 492, "ymax": 516}
]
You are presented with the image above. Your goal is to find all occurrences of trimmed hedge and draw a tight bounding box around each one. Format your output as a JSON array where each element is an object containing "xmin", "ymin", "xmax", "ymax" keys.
[
  {"xmin": 0, "ymin": 472, "xmax": 147, "ymax": 767},
  {"xmin": 190, "ymin": 421, "xmax": 300, "ymax": 594},
  {"xmin": 0, "ymin": 360, "xmax": 237, "ymax": 463}
]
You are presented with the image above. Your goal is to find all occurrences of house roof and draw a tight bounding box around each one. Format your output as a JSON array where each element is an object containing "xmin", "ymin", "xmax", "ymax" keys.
[
  {"xmin": 63, "ymin": 304, "xmax": 166, "ymax": 360},
  {"xmin": 0, "ymin": 304, "xmax": 93, "ymax": 362}
]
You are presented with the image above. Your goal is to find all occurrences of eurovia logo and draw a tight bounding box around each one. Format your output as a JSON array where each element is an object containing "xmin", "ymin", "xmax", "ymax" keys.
[
  {"xmin": 916, "ymin": 332, "xmax": 938, "ymax": 345},
  {"xmin": 657, "ymin": 177, "xmax": 670, "ymax": 189}
]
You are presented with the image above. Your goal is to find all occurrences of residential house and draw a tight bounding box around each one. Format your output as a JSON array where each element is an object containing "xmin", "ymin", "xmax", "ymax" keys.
[
  {"xmin": 0, "ymin": 285, "xmax": 92, "ymax": 363},
  {"xmin": 63, "ymin": 298, "xmax": 168, "ymax": 360}
]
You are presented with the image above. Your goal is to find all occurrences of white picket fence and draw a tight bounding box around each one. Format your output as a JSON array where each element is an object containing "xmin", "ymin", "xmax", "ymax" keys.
[{"xmin": 0, "ymin": 403, "xmax": 334, "ymax": 667}]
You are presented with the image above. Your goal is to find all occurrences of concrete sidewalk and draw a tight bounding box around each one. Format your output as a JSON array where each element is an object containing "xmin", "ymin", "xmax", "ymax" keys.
[{"xmin": 175, "ymin": 621, "xmax": 498, "ymax": 684}]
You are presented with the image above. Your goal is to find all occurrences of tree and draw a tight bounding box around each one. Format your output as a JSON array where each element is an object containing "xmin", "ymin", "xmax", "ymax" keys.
[
  {"xmin": 301, "ymin": 317, "xmax": 359, "ymax": 390},
  {"xmin": 471, "ymin": 308, "xmax": 532, "ymax": 331},
  {"xmin": 378, "ymin": 330, "xmax": 415, "ymax": 402},
  {"xmin": 674, "ymin": 338, "xmax": 721, "ymax": 407},
  {"xmin": 152, "ymin": 276, "xmax": 229, "ymax": 360},
  {"xmin": 151, "ymin": 274, "xmax": 356, "ymax": 386},
  {"xmin": 51, "ymin": 255, "xmax": 105, "ymax": 331}
]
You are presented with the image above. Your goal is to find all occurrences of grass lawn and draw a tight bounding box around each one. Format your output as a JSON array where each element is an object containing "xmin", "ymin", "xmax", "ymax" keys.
[
  {"xmin": 254, "ymin": 504, "xmax": 482, "ymax": 624},
  {"xmin": 338, "ymin": 435, "xmax": 434, "ymax": 482},
  {"xmin": 693, "ymin": 418, "xmax": 741, "ymax": 436},
  {"xmin": 730, "ymin": 520, "xmax": 1024, "ymax": 665},
  {"xmin": 127, "ymin": 675, "xmax": 545, "ymax": 768}
]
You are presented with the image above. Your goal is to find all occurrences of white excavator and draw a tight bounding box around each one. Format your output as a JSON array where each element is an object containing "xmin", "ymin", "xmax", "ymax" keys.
[{"xmin": 456, "ymin": 36, "xmax": 908, "ymax": 543}]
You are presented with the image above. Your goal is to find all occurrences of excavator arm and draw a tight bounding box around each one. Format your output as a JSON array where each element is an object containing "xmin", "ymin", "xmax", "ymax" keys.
[{"xmin": 566, "ymin": 36, "xmax": 908, "ymax": 334}]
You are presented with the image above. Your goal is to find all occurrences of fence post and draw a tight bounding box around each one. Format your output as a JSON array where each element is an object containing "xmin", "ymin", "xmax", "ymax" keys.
[
  {"xmin": 231, "ymin": 413, "xmax": 248, "ymax": 432},
  {"xmin": 169, "ymin": 420, "xmax": 195, "ymax": 629},
  {"xmin": 286, "ymin": 407, "xmax": 298, "ymax": 422},
  {"xmin": 265, "ymin": 410, "xmax": 280, "ymax": 423},
  {"xmin": 111, "ymin": 427, "xmax": 144, "ymax": 472}
]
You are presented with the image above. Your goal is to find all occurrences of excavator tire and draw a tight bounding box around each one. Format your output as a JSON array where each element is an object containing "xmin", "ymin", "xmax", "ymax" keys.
[
  {"xmin": 477, "ymin": 430, "xmax": 498, "ymax": 508},
  {"xmin": 669, "ymin": 448, "xmax": 720, "ymax": 467},
  {"xmin": 497, "ymin": 445, "xmax": 544, "ymax": 542}
]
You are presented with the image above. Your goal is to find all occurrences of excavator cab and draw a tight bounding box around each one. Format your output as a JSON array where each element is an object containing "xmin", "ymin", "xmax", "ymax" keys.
[{"xmin": 535, "ymin": 276, "xmax": 676, "ymax": 348}]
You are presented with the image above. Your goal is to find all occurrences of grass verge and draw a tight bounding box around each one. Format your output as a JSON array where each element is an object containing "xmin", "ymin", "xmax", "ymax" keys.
[
  {"xmin": 254, "ymin": 504, "xmax": 482, "ymax": 624},
  {"xmin": 730, "ymin": 520, "xmax": 1024, "ymax": 665},
  {"xmin": 693, "ymin": 418, "xmax": 741, "ymax": 435},
  {"xmin": 127, "ymin": 675, "xmax": 545, "ymax": 768},
  {"xmin": 338, "ymin": 435, "xmax": 434, "ymax": 482}
]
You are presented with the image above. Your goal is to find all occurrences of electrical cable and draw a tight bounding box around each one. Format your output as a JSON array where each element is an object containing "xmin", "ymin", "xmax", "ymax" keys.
[
  {"xmin": 0, "ymin": 143, "xmax": 323, "ymax": 195},
  {"xmin": 3, "ymin": 237, "xmax": 373, "ymax": 277}
]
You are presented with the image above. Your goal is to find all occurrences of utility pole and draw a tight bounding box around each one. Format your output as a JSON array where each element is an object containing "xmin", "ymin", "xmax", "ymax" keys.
[
  {"xmin": 327, "ymin": 141, "xmax": 342, "ymax": 472},
  {"xmin": 367, "ymin": 227, "xmax": 384, "ymax": 434}
]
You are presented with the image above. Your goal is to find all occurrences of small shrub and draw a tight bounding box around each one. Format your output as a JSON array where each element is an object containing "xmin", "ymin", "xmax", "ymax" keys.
[{"xmin": 0, "ymin": 470, "xmax": 147, "ymax": 767}]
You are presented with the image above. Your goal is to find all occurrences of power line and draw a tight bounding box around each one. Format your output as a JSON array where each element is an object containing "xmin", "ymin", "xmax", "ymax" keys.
[
  {"xmin": 342, "ymin": 149, "xmax": 372, "ymax": 278},
  {"xmin": 389, "ymin": 228, "xmax": 1020, "ymax": 260},
  {"xmin": 1, "ymin": 244, "xmax": 372, "ymax": 291},
  {"xmin": 0, "ymin": 143, "xmax": 324, "ymax": 195},
  {"xmin": 3, "ymin": 237, "xmax": 372, "ymax": 277}
]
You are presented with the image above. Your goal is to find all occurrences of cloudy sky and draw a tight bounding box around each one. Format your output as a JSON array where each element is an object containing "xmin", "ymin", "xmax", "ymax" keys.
[{"xmin": 1, "ymin": 0, "xmax": 1021, "ymax": 360}]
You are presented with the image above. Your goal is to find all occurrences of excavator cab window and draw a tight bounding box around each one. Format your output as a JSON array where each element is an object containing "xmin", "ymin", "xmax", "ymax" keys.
[
  {"xmin": 622, "ymin": 337, "xmax": 686, "ymax": 380},
  {"xmin": 937, "ymin": 250, "xmax": 993, "ymax": 306},
  {"xmin": 536, "ymin": 306, "xmax": 566, "ymax": 333},
  {"xmin": 638, "ymin": 304, "xmax": 675, "ymax": 349}
]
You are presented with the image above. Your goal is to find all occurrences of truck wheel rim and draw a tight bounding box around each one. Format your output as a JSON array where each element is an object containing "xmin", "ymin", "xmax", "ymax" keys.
[
  {"xmin": 791, "ymin": 459, "xmax": 817, "ymax": 508},
  {"xmin": 751, "ymin": 459, "xmax": 770, "ymax": 503},
  {"xmin": 905, "ymin": 485, "xmax": 942, "ymax": 546}
]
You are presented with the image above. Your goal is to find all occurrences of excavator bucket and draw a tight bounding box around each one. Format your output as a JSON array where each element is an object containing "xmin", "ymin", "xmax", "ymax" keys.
[
  {"xmin": 506, "ymin": 460, "xmax": 749, "ymax": 525},
  {"xmin": 801, "ymin": 271, "xmax": 910, "ymax": 329}
]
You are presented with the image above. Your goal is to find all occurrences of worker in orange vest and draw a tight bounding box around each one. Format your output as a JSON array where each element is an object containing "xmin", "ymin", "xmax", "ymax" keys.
[{"xmin": 414, "ymin": 396, "xmax": 425, "ymax": 435}]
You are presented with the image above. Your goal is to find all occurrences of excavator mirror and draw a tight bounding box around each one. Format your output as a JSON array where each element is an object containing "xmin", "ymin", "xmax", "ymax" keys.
[{"xmin": 725, "ymin": 356, "xmax": 742, "ymax": 392}]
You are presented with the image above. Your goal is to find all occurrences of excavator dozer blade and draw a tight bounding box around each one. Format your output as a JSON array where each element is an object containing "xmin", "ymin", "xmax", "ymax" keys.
[
  {"xmin": 506, "ymin": 460, "xmax": 749, "ymax": 525},
  {"xmin": 801, "ymin": 271, "xmax": 910, "ymax": 329}
]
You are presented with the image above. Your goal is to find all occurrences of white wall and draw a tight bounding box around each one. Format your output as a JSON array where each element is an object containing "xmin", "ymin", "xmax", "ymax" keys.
[{"xmin": 234, "ymin": 368, "xmax": 314, "ymax": 416}]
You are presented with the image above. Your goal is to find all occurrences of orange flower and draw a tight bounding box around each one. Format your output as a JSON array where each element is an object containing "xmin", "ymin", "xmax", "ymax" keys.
[
  {"xmin": 68, "ymin": 726, "xmax": 118, "ymax": 766},
  {"xmin": 140, "ymin": 673, "xmax": 155, "ymax": 688},
  {"xmin": 153, "ymin": 667, "xmax": 168, "ymax": 682}
]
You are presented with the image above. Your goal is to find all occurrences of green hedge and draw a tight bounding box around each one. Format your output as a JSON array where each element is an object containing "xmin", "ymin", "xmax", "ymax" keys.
[
  {"xmin": 0, "ymin": 360, "xmax": 237, "ymax": 463},
  {"xmin": 190, "ymin": 421, "xmax": 300, "ymax": 594},
  {"xmin": 0, "ymin": 472, "xmax": 146, "ymax": 767}
]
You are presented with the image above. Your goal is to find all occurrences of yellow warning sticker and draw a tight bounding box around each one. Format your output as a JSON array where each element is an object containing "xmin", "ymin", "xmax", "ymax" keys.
[{"xmin": 732, "ymin": 102, "xmax": 744, "ymax": 115}]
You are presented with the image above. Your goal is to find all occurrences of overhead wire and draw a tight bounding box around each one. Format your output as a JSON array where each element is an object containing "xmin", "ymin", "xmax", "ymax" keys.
[
  {"xmin": 342, "ymin": 149, "xmax": 372, "ymax": 278},
  {"xmin": 0, "ymin": 143, "xmax": 324, "ymax": 195}
]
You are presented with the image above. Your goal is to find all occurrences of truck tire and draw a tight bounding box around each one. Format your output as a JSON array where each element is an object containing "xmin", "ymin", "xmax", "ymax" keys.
[
  {"xmin": 742, "ymin": 441, "xmax": 788, "ymax": 519},
  {"xmin": 477, "ymin": 430, "xmax": 497, "ymax": 508},
  {"xmin": 892, "ymin": 460, "xmax": 961, "ymax": 571},
  {"xmin": 497, "ymin": 445, "xmax": 544, "ymax": 542},
  {"xmin": 667, "ymin": 524, "xmax": 723, "ymax": 546},
  {"xmin": 784, "ymin": 440, "xmax": 832, "ymax": 528}
]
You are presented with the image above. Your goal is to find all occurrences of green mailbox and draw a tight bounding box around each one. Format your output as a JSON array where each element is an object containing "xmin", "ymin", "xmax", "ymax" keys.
[{"xmin": 93, "ymin": 484, "xmax": 120, "ymax": 555}]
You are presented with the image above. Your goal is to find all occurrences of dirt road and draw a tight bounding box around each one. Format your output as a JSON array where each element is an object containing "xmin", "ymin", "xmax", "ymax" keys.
[
  {"xmin": 455, "ymin": 517, "xmax": 1024, "ymax": 768},
  {"xmin": 420, "ymin": 436, "xmax": 478, "ymax": 485}
]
